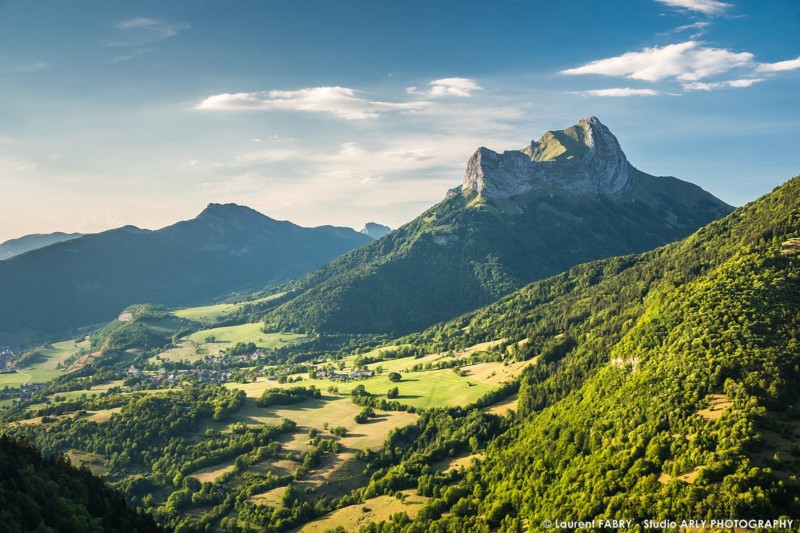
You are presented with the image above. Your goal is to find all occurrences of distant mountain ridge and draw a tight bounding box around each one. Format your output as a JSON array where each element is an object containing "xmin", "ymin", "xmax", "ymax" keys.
[
  {"xmin": 0, "ymin": 204, "xmax": 370, "ymax": 345},
  {"xmin": 259, "ymin": 117, "xmax": 733, "ymax": 336},
  {"xmin": 0, "ymin": 231, "xmax": 83, "ymax": 260}
]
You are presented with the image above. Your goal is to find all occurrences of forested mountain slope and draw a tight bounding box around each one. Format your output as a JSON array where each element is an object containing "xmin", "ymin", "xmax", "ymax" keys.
[
  {"xmin": 0, "ymin": 203, "xmax": 370, "ymax": 345},
  {"xmin": 0, "ymin": 435, "xmax": 163, "ymax": 532},
  {"xmin": 260, "ymin": 117, "xmax": 731, "ymax": 336},
  {"xmin": 366, "ymin": 176, "xmax": 800, "ymax": 530}
]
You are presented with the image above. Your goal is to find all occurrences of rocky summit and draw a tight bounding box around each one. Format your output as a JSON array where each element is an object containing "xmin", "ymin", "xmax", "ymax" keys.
[
  {"xmin": 360, "ymin": 222, "xmax": 392, "ymax": 240},
  {"xmin": 459, "ymin": 116, "xmax": 632, "ymax": 198}
]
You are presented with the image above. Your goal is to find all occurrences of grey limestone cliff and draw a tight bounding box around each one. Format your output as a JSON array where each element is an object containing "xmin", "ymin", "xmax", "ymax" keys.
[{"xmin": 460, "ymin": 116, "xmax": 632, "ymax": 198}]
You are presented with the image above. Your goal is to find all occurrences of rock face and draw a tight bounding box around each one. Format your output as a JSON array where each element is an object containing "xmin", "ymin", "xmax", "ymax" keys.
[
  {"xmin": 461, "ymin": 116, "xmax": 632, "ymax": 198},
  {"xmin": 360, "ymin": 222, "xmax": 392, "ymax": 240}
]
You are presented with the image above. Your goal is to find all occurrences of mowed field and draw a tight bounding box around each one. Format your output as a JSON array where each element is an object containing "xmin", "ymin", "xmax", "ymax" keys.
[
  {"xmin": 0, "ymin": 338, "xmax": 91, "ymax": 387},
  {"xmin": 157, "ymin": 340, "xmax": 209, "ymax": 363},
  {"xmin": 295, "ymin": 489, "xmax": 428, "ymax": 533},
  {"xmin": 230, "ymin": 351, "xmax": 530, "ymax": 411},
  {"xmin": 229, "ymin": 368, "xmax": 493, "ymax": 411},
  {"xmin": 219, "ymin": 396, "xmax": 418, "ymax": 452}
]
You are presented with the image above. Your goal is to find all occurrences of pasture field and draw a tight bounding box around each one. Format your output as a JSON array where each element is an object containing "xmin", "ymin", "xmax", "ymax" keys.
[
  {"xmin": 433, "ymin": 452, "xmax": 484, "ymax": 473},
  {"xmin": 186, "ymin": 323, "xmax": 307, "ymax": 350},
  {"xmin": 482, "ymin": 393, "xmax": 518, "ymax": 416},
  {"xmin": 65, "ymin": 450, "xmax": 107, "ymax": 476},
  {"xmin": 0, "ymin": 338, "xmax": 91, "ymax": 387},
  {"xmin": 43, "ymin": 380, "xmax": 126, "ymax": 402},
  {"xmin": 296, "ymin": 489, "xmax": 428, "ymax": 532},
  {"xmin": 0, "ymin": 372, "xmax": 35, "ymax": 388},
  {"xmin": 173, "ymin": 293, "xmax": 285, "ymax": 325},
  {"xmin": 229, "ymin": 357, "xmax": 527, "ymax": 411},
  {"xmin": 173, "ymin": 303, "xmax": 239, "ymax": 324},
  {"xmin": 157, "ymin": 340, "xmax": 209, "ymax": 363},
  {"xmin": 220, "ymin": 396, "xmax": 418, "ymax": 452},
  {"xmin": 142, "ymin": 316, "xmax": 187, "ymax": 334},
  {"xmin": 190, "ymin": 459, "xmax": 238, "ymax": 483},
  {"xmin": 363, "ymin": 339, "xmax": 505, "ymax": 373}
]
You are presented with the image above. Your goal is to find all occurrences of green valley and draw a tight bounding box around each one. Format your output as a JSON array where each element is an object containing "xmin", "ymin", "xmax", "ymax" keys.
[{"xmin": 1, "ymin": 127, "xmax": 797, "ymax": 533}]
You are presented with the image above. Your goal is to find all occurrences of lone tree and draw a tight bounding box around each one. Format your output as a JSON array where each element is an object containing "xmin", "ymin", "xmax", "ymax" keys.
[{"xmin": 388, "ymin": 372, "xmax": 402, "ymax": 382}]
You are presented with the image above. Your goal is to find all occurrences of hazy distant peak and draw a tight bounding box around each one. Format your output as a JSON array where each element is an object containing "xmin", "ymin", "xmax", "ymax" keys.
[
  {"xmin": 462, "ymin": 116, "xmax": 631, "ymax": 198},
  {"xmin": 0, "ymin": 231, "xmax": 83, "ymax": 260},
  {"xmin": 360, "ymin": 222, "xmax": 392, "ymax": 239},
  {"xmin": 117, "ymin": 225, "xmax": 149, "ymax": 234},
  {"xmin": 198, "ymin": 202, "xmax": 265, "ymax": 219}
]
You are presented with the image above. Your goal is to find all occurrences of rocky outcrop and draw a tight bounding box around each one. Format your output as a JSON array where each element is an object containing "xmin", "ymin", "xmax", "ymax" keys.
[
  {"xmin": 461, "ymin": 117, "xmax": 632, "ymax": 198},
  {"xmin": 360, "ymin": 222, "xmax": 392, "ymax": 240}
]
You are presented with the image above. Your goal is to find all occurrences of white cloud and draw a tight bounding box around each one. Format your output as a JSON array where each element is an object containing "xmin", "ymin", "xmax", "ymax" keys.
[
  {"xmin": 430, "ymin": 78, "xmax": 482, "ymax": 97},
  {"xmin": 757, "ymin": 56, "xmax": 800, "ymax": 73},
  {"xmin": 654, "ymin": 0, "xmax": 731, "ymax": 16},
  {"xmin": 195, "ymin": 86, "xmax": 430, "ymax": 120},
  {"xmin": 111, "ymin": 17, "xmax": 190, "ymax": 46},
  {"xmin": 407, "ymin": 77, "xmax": 482, "ymax": 97},
  {"xmin": 683, "ymin": 78, "xmax": 764, "ymax": 91},
  {"xmin": 665, "ymin": 21, "xmax": 711, "ymax": 38},
  {"xmin": 562, "ymin": 41, "xmax": 753, "ymax": 82},
  {"xmin": 572, "ymin": 88, "xmax": 662, "ymax": 97}
]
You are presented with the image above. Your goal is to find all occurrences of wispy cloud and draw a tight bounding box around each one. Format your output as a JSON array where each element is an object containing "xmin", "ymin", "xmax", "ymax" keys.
[
  {"xmin": 0, "ymin": 156, "xmax": 38, "ymax": 173},
  {"xmin": 757, "ymin": 56, "xmax": 800, "ymax": 73},
  {"xmin": 562, "ymin": 41, "xmax": 753, "ymax": 82},
  {"xmin": 110, "ymin": 17, "xmax": 190, "ymax": 47},
  {"xmin": 195, "ymin": 86, "xmax": 430, "ymax": 120},
  {"xmin": 674, "ymin": 21, "xmax": 711, "ymax": 33},
  {"xmin": 234, "ymin": 148, "xmax": 302, "ymax": 165},
  {"xmin": 572, "ymin": 88, "xmax": 662, "ymax": 97},
  {"xmin": 654, "ymin": 0, "xmax": 731, "ymax": 16},
  {"xmin": 683, "ymin": 78, "xmax": 764, "ymax": 91},
  {"xmin": 406, "ymin": 78, "xmax": 482, "ymax": 97},
  {"xmin": 111, "ymin": 48, "xmax": 151, "ymax": 64},
  {"xmin": 662, "ymin": 21, "xmax": 711, "ymax": 38}
]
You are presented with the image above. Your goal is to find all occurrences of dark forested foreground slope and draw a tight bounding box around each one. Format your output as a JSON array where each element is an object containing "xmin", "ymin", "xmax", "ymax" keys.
[
  {"xmin": 357, "ymin": 176, "xmax": 800, "ymax": 531},
  {"xmin": 0, "ymin": 435, "xmax": 163, "ymax": 533},
  {"xmin": 0, "ymin": 203, "xmax": 370, "ymax": 345},
  {"xmin": 260, "ymin": 117, "xmax": 731, "ymax": 337}
]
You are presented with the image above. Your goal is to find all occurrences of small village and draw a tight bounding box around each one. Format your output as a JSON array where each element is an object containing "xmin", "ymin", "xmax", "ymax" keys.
[
  {"xmin": 124, "ymin": 354, "xmax": 377, "ymax": 388},
  {"xmin": 0, "ymin": 347, "xmax": 16, "ymax": 371}
]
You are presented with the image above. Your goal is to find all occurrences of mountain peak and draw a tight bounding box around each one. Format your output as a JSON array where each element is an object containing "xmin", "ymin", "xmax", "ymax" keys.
[
  {"xmin": 360, "ymin": 222, "xmax": 392, "ymax": 240},
  {"xmin": 462, "ymin": 116, "xmax": 631, "ymax": 198},
  {"xmin": 199, "ymin": 203, "xmax": 258, "ymax": 217}
]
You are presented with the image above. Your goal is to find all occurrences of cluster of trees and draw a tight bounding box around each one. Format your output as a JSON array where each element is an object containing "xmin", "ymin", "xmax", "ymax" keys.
[
  {"xmin": 228, "ymin": 341, "xmax": 257, "ymax": 356},
  {"xmin": 256, "ymin": 385, "xmax": 321, "ymax": 407}
]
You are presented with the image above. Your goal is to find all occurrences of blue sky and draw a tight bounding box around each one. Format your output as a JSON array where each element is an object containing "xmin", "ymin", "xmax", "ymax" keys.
[{"xmin": 0, "ymin": 0, "xmax": 798, "ymax": 241}]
